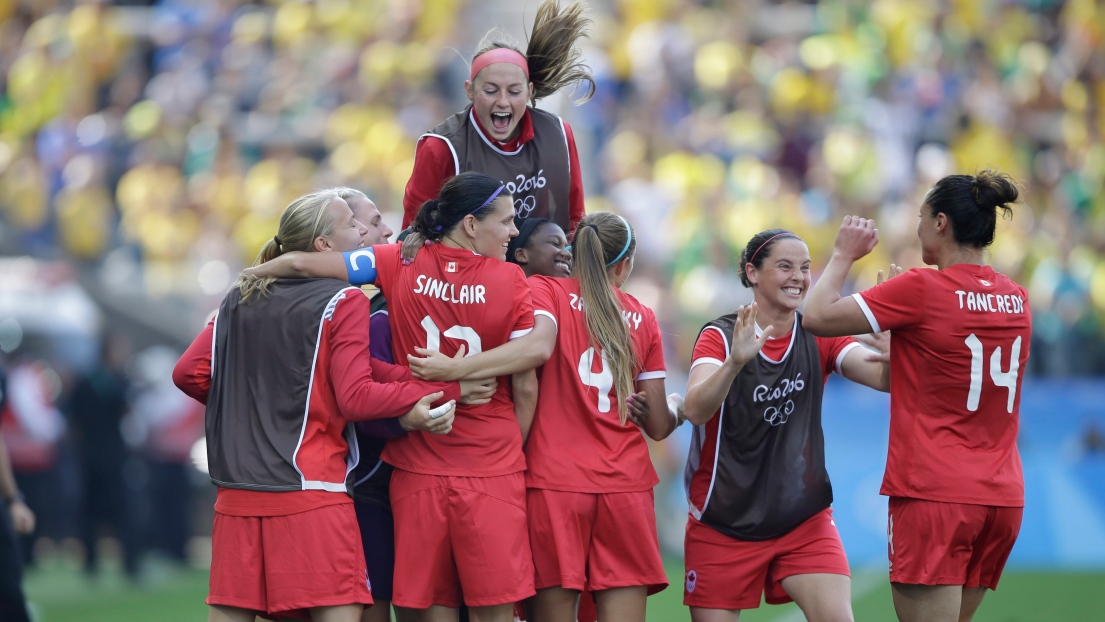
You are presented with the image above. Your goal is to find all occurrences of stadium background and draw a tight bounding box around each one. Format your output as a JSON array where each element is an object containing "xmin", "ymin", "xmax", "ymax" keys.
[{"xmin": 1, "ymin": 0, "xmax": 1103, "ymax": 619}]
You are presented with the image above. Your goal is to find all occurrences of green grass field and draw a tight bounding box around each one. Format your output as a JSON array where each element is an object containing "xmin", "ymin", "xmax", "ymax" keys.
[{"xmin": 21, "ymin": 558, "xmax": 1105, "ymax": 621}]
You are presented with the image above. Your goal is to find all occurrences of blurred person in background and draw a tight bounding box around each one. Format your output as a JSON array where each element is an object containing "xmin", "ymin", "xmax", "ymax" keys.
[
  {"xmin": 0, "ymin": 347, "xmax": 66, "ymax": 568},
  {"xmin": 403, "ymin": 0, "xmax": 595, "ymax": 239},
  {"xmin": 803, "ymin": 171, "xmax": 1030, "ymax": 622},
  {"xmin": 0, "ymin": 362, "xmax": 35, "ymax": 622},
  {"xmin": 129, "ymin": 346, "xmax": 205, "ymax": 566},
  {"xmin": 681, "ymin": 229, "xmax": 892, "ymax": 622},
  {"xmin": 173, "ymin": 188, "xmax": 467, "ymax": 622},
  {"xmin": 67, "ymin": 331, "xmax": 139, "ymax": 580}
]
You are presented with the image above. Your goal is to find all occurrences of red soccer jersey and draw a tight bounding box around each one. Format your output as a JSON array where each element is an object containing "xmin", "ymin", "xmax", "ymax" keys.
[
  {"xmin": 686, "ymin": 320, "xmax": 858, "ymax": 514},
  {"xmin": 374, "ymin": 243, "xmax": 535, "ymax": 477},
  {"xmin": 853, "ymin": 264, "xmax": 1030, "ymax": 506},
  {"xmin": 524, "ymin": 276, "xmax": 667, "ymax": 493}
]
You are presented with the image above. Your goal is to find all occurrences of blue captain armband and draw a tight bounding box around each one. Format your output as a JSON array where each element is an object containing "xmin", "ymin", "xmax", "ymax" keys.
[{"xmin": 343, "ymin": 248, "xmax": 378, "ymax": 285}]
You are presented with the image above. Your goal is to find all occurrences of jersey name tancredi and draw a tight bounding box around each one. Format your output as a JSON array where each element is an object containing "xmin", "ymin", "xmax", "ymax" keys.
[{"xmin": 853, "ymin": 264, "xmax": 1030, "ymax": 506}]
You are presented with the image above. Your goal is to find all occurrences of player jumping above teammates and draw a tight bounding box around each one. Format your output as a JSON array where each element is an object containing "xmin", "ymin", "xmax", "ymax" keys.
[
  {"xmin": 803, "ymin": 170, "xmax": 1030, "ymax": 622},
  {"xmin": 403, "ymin": 0, "xmax": 594, "ymax": 238}
]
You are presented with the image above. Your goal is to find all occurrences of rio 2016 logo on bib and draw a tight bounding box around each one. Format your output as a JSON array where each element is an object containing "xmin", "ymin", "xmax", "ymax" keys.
[
  {"xmin": 506, "ymin": 171, "xmax": 546, "ymax": 218},
  {"xmin": 763, "ymin": 399, "xmax": 795, "ymax": 426}
]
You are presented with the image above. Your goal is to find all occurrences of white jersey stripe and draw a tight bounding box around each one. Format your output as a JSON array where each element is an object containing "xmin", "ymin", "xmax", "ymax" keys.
[{"xmin": 851, "ymin": 293, "xmax": 881, "ymax": 333}]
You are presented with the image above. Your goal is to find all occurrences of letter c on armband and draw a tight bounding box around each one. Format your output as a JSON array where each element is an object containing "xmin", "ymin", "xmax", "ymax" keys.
[{"xmin": 343, "ymin": 248, "xmax": 378, "ymax": 285}]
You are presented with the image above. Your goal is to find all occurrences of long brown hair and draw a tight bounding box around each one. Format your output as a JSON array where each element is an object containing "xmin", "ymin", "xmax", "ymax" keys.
[
  {"xmin": 571, "ymin": 212, "xmax": 637, "ymax": 423},
  {"xmin": 473, "ymin": 0, "xmax": 596, "ymax": 104},
  {"xmin": 234, "ymin": 189, "xmax": 343, "ymax": 303}
]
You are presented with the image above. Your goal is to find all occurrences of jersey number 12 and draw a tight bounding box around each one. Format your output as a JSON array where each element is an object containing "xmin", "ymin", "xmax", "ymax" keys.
[
  {"xmin": 421, "ymin": 316, "xmax": 482, "ymax": 356},
  {"xmin": 964, "ymin": 334, "xmax": 1021, "ymax": 413}
]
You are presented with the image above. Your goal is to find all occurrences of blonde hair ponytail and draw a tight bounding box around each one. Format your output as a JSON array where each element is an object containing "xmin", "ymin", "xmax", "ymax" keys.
[
  {"xmin": 572, "ymin": 212, "xmax": 637, "ymax": 423},
  {"xmin": 235, "ymin": 189, "xmax": 343, "ymax": 303}
]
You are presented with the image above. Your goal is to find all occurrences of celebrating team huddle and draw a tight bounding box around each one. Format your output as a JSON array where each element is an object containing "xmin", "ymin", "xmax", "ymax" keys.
[{"xmin": 171, "ymin": 3, "xmax": 1031, "ymax": 622}]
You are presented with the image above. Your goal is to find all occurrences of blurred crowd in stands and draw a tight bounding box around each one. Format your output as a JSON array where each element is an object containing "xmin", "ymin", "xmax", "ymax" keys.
[
  {"xmin": 0, "ymin": 0, "xmax": 1104, "ymax": 572},
  {"xmin": 2, "ymin": 0, "xmax": 1104, "ymax": 371}
]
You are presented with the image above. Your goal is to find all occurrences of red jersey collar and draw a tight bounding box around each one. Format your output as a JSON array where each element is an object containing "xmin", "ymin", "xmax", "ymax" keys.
[{"xmin": 470, "ymin": 106, "xmax": 535, "ymax": 152}]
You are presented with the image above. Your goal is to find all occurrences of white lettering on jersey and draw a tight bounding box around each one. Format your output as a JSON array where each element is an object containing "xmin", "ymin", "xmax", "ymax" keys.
[
  {"xmin": 566, "ymin": 293, "xmax": 642, "ymax": 330},
  {"xmin": 753, "ymin": 373, "xmax": 805, "ymax": 403},
  {"xmin": 954, "ymin": 290, "xmax": 1024, "ymax": 314},
  {"xmin": 412, "ymin": 275, "xmax": 486, "ymax": 305}
]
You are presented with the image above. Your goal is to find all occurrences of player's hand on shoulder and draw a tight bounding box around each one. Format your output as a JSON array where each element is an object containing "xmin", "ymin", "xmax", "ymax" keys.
[
  {"xmin": 460, "ymin": 377, "xmax": 497, "ymax": 404},
  {"xmin": 400, "ymin": 391, "xmax": 456, "ymax": 435},
  {"xmin": 876, "ymin": 263, "xmax": 904, "ymax": 285},
  {"xmin": 400, "ymin": 231, "xmax": 425, "ymax": 266},
  {"xmin": 833, "ymin": 215, "xmax": 879, "ymax": 261}
]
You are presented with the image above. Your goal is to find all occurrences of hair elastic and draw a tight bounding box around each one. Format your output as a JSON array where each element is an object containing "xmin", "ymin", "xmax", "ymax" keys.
[
  {"xmin": 273, "ymin": 235, "xmax": 282, "ymax": 247},
  {"xmin": 606, "ymin": 215, "xmax": 633, "ymax": 267},
  {"xmin": 748, "ymin": 232, "xmax": 795, "ymax": 264},
  {"xmin": 471, "ymin": 48, "xmax": 530, "ymax": 80}
]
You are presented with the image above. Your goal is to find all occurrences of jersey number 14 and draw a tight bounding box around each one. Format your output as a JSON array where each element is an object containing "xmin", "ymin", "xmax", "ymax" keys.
[{"xmin": 965, "ymin": 334, "xmax": 1022, "ymax": 414}]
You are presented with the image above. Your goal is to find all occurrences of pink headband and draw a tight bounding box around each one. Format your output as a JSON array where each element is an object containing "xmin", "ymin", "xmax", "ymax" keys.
[
  {"xmin": 471, "ymin": 48, "xmax": 529, "ymax": 80},
  {"xmin": 748, "ymin": 232, "xmax": 796, "ymax": 264}
]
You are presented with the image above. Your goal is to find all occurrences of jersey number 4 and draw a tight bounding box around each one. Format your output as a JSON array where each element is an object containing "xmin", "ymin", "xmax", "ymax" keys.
[
  {"xmin": 421, "ymin": 316, "xmax": 482, "ymax": 356},
  {"xmin": 578, "ymin": 347, "xmax": 614, "ymax": 413},
  {"xmin": 965, "ymin": 334, "xmax": 1021, "ymax": 413}
]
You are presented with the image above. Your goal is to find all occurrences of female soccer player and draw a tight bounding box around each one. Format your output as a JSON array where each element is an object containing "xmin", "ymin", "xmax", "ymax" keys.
[
  {"xmin": 681, "ymin": 228, "xmax": 892, "ymax": 622},
  {"xmin": 506, "ymin": 217, "xmax": 572, "ymax": 279},
  {"xmin": 408, "ymin": 212, "xmax": 678, "ymax": 622},
  {"xmin": 173, "ymin": 189, "xmax": 467, "ymax": 622},
  {"xmin": 403, "ymin": 0, "xmax": 594, "ymax": 237},
  {"xmin": 247, "ymin": 172, "xmax": 544, "ymax": 622},
  {"xmin": 803, "ymin": 170, "xmax": 1030, "ymax": 622}
]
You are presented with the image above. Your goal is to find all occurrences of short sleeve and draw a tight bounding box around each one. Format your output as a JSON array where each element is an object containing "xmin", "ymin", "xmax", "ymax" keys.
[
  {"xmin": 691, "ymin": 326, "xmax": 729, "ymax": 370},
  {"xmin": 509, "ymin": 267, "xmax": 535, "ymax": 339},
  {"xmin": 636, "ymin": 308, "xmax": 666, "ymax": 380},
  {"xmin": 529, "ymin": 275, "xmax": 559, "ymax": 332},
  {"xmin": 814, "ymin": 335, "xmax": 860, "ymax": 378},
  {"xmin": 853, "ymin": 268, "xmax": 927, "ymax": 333},
  {"xmin": 371, "ymin": 244, "xmax": 402, "ymax": 295}
]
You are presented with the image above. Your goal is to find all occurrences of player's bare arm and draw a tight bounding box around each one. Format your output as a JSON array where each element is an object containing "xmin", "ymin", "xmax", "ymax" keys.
[
  {"xmin": 804, "ymin": 215, "xmax": 880, "ymax": 337},
  {"xmin": 407, "ymin": 315, "xmax": 556, "ymax": 381},
  {"xmin": 243, "ymin": 250, "xmax": 349, "ymax": 281}
]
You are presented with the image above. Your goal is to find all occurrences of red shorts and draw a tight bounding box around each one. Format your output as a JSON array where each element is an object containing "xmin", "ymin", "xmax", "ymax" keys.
[
  {"xmin": 208, "ymin": 502, "xmax": 372, "ymax": 618},
  {"xmin": 888, "ymin": 497, "xmax": 1022, "ymax": 589},
  {"xmin": 683, "ymin": 508, "xmax": 849, "ymax": 610},
  {"xmin": 390, "ymin": 470, "xmax": 535, "ymax": 608},
  {"xmin": 528, "ymin": 488, "xmax": 668, "ymax": 595}
]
